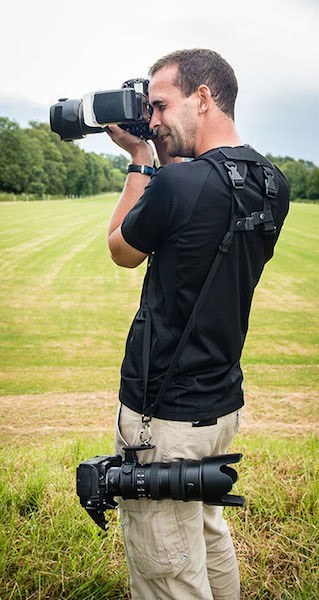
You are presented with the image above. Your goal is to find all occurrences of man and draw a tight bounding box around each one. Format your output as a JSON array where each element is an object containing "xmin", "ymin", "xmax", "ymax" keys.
[{"xmin": 107, "ymin": 49, "xmax": 289, "ymax": 600}]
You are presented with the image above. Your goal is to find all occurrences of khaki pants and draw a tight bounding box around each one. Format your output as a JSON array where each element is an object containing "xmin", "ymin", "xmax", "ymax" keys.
[{"xmin": 115, "ymin": 404, "xmax": 242, "ymax": 600}]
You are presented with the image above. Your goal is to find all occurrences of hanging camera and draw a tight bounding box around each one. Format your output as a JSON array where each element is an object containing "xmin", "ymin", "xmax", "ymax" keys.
[
  {"xmin": 50, "ymin": 78, "xmax": 157, "ymax": 142},
  {"xmin": 76, "ymin": 444, "xmax": 244, "ymax": 531}
]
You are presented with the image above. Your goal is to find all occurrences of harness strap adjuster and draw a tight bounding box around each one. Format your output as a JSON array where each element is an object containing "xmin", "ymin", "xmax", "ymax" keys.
[
  {"xmin": 230, "ymin": 209, "xmax": 275, "ymax": 233},
  {"xmin": 219, "ymin": 231, "xmax": 234, "ymax": 253},
  {"xmin": 263, "ymin": 223, "xmax": 277, "ymax": 236}
]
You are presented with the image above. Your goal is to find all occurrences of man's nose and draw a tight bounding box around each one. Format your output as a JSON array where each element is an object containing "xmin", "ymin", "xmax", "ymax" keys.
[{"xmin": 149, "ymin": 109, "xmax": 161, "ymax": 131}]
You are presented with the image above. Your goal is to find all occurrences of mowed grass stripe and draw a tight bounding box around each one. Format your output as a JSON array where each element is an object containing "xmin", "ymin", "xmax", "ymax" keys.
[
  {"xmin": 0, "ymin": 198, "xmax": 318, "ymax": 395},
  {"xmin": 0, "ymin": 196, "xmax": 144, "ymax": 394},
  {"xmin": 242, "ymin": 202, "xmax": 319, "ymax": 377},
  {"xmin": 0, "ymin": 198, "xmax": 318, "ymax": 600}
]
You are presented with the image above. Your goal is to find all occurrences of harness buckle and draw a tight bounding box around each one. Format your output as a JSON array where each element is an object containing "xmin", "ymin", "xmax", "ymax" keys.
[
  {"xmin": 264, "ymin": 168, "xmax": 277, "ymax": 198},
  {"xmin": 224, "ymin": 162, "xmax": 244, "ymax": 189}
]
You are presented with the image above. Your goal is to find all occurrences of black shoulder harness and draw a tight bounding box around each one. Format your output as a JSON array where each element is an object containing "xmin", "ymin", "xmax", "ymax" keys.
[
  {"xmin": 140, "ymin": 146, "xmax": 279, "ymax": 425},
  {"xmin": 199, "ymin": 146, "xmax": 278, "ymax": 258}
]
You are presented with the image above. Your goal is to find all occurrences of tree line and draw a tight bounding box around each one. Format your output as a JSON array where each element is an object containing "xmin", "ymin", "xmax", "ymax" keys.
[
  {"xmin": 0, "ymin": 116, "xmax": 318, "ymax": 201},
  {"xmin": 0, "ymin": 117, "xmax": 128, "ymax": 198},
  {"xmin": 266, "ymin": 154, "xmax": 319, "ymax": 201}
]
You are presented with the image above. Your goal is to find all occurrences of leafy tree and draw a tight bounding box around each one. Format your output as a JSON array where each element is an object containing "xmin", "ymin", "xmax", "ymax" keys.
[
  {"xmin": 58, "ymin": 140, "xmax": 87, "ymax": 196},
  {"xmin": 4, "ymin": 116, "xmax": 316, "ymax": 201},
  {"xmin": 109, "ymin": 168, "xmax": 126, "ymax": 191},
  {"xmin": 280, "ymin": 160, "xmax": 309, "ymax": 200},
  {"xmin": 25, "ymin": 123, "xmax": 67, "ymax": 195},
  {"xmin": 0, "ymin": 116, "xmax": 18, "ymax": 132},
  {"xmin": 299, "ymin": 158, "xmax": 315, "ymax": 170},
  {"xmin": 266, "ymin": 154, "xmax": 295, "ymax": 168},
  {"xmin": 307, "ymin": 167, "xmax": 319, "ymax": 200},
  {"xmin": 104, "ymin": 153, "xmax": 129, "ymax": 174},
  {"xmin": 0, "ymin": 118, "xmax": 42, "ymax": 193},
  {"xmin": 28, "ymin": 181, "xmax": 46, "ymax": 196},
  {"xmin": 266, "ymin": 153, "xmax": 318, "ymax": 201}
]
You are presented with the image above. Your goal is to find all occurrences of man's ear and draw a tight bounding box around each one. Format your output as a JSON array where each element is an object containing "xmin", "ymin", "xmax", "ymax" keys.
[{"xmin": 197, "ymin": 85, "xmax": 211, "ymax": 114}]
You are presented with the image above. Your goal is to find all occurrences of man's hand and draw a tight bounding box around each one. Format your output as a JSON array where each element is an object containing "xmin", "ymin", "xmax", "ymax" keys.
[{"xmin": 105, "ymin": 124, "xmax": 154, "ymax": 165}]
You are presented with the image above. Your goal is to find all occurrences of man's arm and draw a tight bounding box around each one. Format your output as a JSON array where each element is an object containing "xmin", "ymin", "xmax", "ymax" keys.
[
  {"xmin": 107, "ymin": 126, "xmax": 183, "ymax": 268},
  {"xmin": 107, "ymin": 125, "xmax": 154, "ymax": 268}
]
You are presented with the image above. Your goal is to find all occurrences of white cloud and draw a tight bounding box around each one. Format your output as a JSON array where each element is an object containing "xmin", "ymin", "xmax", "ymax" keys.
[
  {"xmin": 0, "ymin": 0, "xmax": 318, "ymax": 162},
  {"xmin": 2, "ymin": 0, "xmax": 318, "ymax": 99}
]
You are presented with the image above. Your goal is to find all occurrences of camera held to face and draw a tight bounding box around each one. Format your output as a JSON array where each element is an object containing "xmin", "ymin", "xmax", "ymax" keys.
[
  {"xmin": 76, "ymin": 444, "xmax": 244, "ymax": 531},
  {"xmin": 50, "ymin": 78, "xmax": 157, "ymax": 142}
]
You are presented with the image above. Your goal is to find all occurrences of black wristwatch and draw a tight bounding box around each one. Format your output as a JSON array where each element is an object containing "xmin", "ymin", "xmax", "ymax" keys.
[{"xmin": 126, "ymin": 164, "xmax": 156, "ymax": 176}]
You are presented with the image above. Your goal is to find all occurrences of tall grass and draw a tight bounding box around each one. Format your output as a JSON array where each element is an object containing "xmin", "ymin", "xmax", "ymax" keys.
[
  {"xmin": 0, "ymin": 197, "xmax": 318, "ymax": 598},
  {"xmin": 0, "ymin": 434, "xmax": 318, "ymax": 599},
  {"xmin": 0, "ymin": 437, "xmax": 129, "ymax": 599}
]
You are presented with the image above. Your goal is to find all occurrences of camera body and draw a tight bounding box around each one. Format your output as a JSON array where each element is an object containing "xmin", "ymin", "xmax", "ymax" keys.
[
  {"xmin": 76, "ymin": 444, "xmax": 244, "ymax": 531},
  {"xmin": 50, "ymin": 78, "xmax": 157, "ymax": 142}
]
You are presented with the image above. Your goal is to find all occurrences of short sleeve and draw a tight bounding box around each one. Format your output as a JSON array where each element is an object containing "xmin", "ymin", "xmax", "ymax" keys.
[{"xmin": 121, "ymin": 168, "xmax": 172, "ymax": 254}]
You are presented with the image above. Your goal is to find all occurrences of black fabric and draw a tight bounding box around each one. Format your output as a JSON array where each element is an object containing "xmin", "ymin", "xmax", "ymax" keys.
[{"xmin": 120, "ymin": 146, "xmax": 290, "ymax": 421}]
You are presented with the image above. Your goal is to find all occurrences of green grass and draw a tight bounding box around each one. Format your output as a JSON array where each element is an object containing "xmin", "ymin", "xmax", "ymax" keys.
[
  {"xmin": 0, "ymin": 437, "xmax": 130, "ymax": 600},
  {"xmin": 0, "ymin": 198, "xmax": 318, "ymax": 395},
  {"xmin": 242, "ymin": 203, "xmax": 319, "ymax": 372},
  {"xmin": 0, "ymin": 434, "xmax": 318, "ymax": 599},
  {"xmin": 0, "ymin": 195, "xmax": 143, "ymax": 395},
  {"xmin": 0, "ymin": 197, "xmax": 318, "ymax": 599}
]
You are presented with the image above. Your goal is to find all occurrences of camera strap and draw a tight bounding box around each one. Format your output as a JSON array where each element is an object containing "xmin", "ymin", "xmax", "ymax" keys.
[{"xmin": 140, "ymin": 149, "xmax": 278, "ymax": 443}]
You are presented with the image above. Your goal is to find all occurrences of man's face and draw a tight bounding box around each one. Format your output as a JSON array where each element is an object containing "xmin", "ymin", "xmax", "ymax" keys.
[{"xmin": 148, "ymin": 65, "xmax": 199, "ymax": 158}]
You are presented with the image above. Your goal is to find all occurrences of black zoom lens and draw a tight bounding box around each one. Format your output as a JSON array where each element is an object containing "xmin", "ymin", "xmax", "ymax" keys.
[{"xmin": 107, "ymin": 454, "xmax": 243, "ymax": 507}]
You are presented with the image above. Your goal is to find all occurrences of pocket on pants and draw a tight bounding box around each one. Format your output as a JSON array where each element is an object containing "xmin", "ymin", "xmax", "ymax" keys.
[
  {"xmin": 115, "ymin": 404, "xmax": 141, "ymax": 452},
  {"xmin": 120, "ymin": 499, "xmax": 189, "ymax": 579}
]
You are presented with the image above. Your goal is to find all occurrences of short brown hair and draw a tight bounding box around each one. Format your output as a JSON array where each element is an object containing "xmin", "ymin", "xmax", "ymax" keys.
[{"xmin": 149, "ymin": 49, "xmax": 238, "ymax": 120}]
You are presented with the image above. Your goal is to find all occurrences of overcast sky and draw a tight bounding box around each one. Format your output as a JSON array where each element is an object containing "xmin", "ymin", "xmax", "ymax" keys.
[{"xmin": 1, "ymin": 0, "xmax": 318, "ymax": 163}]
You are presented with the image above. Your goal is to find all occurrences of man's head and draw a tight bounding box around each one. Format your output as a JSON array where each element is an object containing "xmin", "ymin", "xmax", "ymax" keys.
[
  {"xmin": 149, "ymin": 49, "xmax": 238, "ymax": 119},
  {"xmin": 148, "ymin": 49, "xmax": 238, "ymax": 158}
]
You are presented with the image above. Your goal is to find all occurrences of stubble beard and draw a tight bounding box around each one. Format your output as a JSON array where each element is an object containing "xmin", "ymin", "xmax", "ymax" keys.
[
  {"xmin": 166, "ymin": 108, "xmax": 198, "ymax": 158},
  {"xmin": 166, "ymin": 128, "xmax": 196, "ymax": 158}
]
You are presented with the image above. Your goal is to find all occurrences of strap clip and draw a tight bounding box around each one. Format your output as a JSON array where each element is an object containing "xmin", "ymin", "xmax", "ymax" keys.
[
  {"xmin": 263, "ymin": 167, "xmax": 277, "ymax": 198},
  {"xmin": 224, "ymin": 162, "xmax": 244, "ymax": 189},
  {"xmin": 140, "ymin": 415, "xmax": 152, "ymax": 444}
]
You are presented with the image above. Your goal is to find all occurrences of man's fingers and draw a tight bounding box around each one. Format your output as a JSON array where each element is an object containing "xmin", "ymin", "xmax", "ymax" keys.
[{"xmin": 105, "ymin": 124, "xmax": 117, "ymax": 136}]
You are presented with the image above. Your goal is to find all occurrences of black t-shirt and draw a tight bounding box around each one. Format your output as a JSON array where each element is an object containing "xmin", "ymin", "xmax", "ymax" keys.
[{"xmin": 120, "ymin": 146, "xmax": 290, "ymax": 421}]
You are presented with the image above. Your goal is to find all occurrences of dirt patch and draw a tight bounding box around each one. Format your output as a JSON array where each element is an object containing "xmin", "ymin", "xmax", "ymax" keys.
[
  {"xmin": 242, "ymin": 389, "xmax": 319, "ymax": 432},
  {"xmin": 0, "ymin": 389, "xmax": 318, "ymax": 445},
  {"xmin": 0, "ymin": 391, "xmax": 118, "ymax": 445}
]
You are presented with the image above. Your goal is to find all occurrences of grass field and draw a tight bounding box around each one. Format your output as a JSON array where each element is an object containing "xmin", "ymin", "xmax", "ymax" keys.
[{"xmin": 0, "ymin": 197, "xmax": 318, "ymax": 599}]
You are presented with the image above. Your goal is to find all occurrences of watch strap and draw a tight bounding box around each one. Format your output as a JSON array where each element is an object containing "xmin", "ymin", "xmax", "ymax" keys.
[{"xmin": 126, "ymin": 164, "xmax": 156, "ymax": 176}]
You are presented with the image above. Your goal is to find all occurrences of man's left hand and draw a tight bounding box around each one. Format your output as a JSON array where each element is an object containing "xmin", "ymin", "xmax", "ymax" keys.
[{"xmin": 105, "ymin": 125, "xmax": 154, "ymax": 165}]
